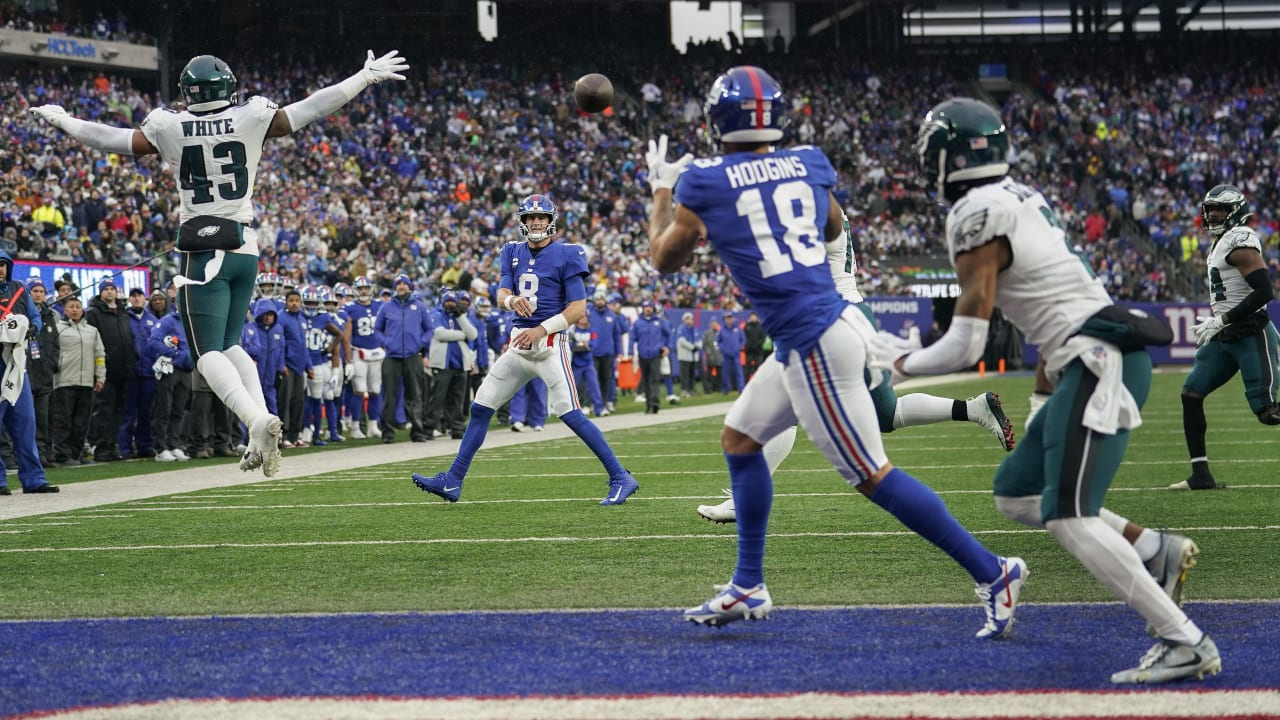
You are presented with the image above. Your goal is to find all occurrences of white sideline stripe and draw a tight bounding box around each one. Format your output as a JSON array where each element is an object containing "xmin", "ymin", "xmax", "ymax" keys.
[
  {"xmin": 8, "ymin": 525, "xmax": 1279, "ymax": 553},
  {"xmin": 22, "ymin": 690, "xmax": 1280, "ymax": 720},
  {"xmin": 1, "ymin": 485, "xmax": 1272, "ymax": 525}
]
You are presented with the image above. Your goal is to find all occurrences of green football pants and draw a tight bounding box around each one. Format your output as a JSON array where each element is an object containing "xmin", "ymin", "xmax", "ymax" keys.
[
  {"xmin": 1183, "ymin": 321, "xmax": 1279, "ymax": 414},
  {"xmin": 176, "ymin": 250, "xmax": 258, "ymax": 361},
  {"xmin": 994, "ymin": 350, "xmax": 1152, "ymax": 522}
]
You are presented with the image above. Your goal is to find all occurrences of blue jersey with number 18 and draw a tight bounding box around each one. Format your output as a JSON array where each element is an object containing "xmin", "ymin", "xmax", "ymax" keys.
[
  {"xmin": 675, "ymin": 145, "xmax": 845, "ymax": 357},
  {"xmin": 499, "ymin": 239, "xmax": 590, "ymax": 329}
]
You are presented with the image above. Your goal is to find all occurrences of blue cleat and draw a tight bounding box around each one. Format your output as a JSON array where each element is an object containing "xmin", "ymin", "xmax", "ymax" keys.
[
  {"xmin": 975, "ymin": 556, "xmax": 1027, "ymax": 639},
  {"xmin": 311, "ymin": 437, "xmax": 327, "ymax": 447},
  {"xmin": 599, "ymin": 471, "xmax": 639, "ymax": 506},
  {"xmin": 412, "ymin": 472, "xmax": 462, "ymax": 503}
]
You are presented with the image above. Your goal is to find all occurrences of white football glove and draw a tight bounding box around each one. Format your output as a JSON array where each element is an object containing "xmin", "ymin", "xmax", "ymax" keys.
[
  {"xmin": 645, "ymin": 134, "xmax": 694, "ymax": 193},
  {"xmin": 1026, "ymin": 392, "xmax": 1051, "ymax": 430},
  {"xmin": 1191, "ymin": 314, "xmax": 1225, "ymax": 347},
  {"xmin": 359, "ymin": 50, "xmax": 409, "ymax": 85},
  {"xmin": 30, "ymin": 104, "xmax": 70, "ymax": 130},
  {"xmin": 152, "ymin": 356, "xmax": 174, "ymax": 380},
  {"xmin": 344, "ymin": 363, "xmax": 355, "ymax": 381},
  {"xmin": 326, "ymin": 373, "xmax": 341, "ymax": 394},
  {"xmin": 864, "ymin": 332, "xmax": 907, "ymax": 389}
]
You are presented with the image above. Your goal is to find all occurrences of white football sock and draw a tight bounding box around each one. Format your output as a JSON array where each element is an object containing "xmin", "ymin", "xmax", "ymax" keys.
[
  {"xmin": 223, "ymin": 345, "xmax": 268, "ymax": 414},
  {"xmin": 1046, "ymin": 516, "xmax": 1201, "ymax": 644},
  {"xmin": 892, "ymin": 393, "xmax": 954, "ymax": 429},
  {"xmin": 1098, "ymin": 508, "xmax": 1159, "ymax": 561},
  {"xmin": 197, "ymin": 351, "xmax": 266, "ymax": 427},
  {"xmin": 762, "ymin": 426, "xmax": 797, "ymax": 475}
]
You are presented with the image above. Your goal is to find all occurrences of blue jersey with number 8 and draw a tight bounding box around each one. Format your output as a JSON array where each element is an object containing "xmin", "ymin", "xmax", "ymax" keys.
[
  {"xmin": 675, "ymin": 145, "xmax": 844, "ymax": 357},
  {"xmin": 499, "ymin": 240, "xmax": 590, "ymax": 329}
]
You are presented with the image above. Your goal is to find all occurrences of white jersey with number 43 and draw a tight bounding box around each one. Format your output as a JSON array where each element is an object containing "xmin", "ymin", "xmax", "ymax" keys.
[
  {"xmin": 945, "ymin": 176, "xmax": 1111, "ymax": 356},
  {"xmin": 1206, "ymin": 225, "xmax": 1263, "ymax": 316},
  {"xmin": 140, "ymin": 96, "xmax": 276, "ymax": 232}
]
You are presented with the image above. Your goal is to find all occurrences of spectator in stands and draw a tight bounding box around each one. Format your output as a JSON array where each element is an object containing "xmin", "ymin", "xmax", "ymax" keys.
[
  {"xmin": 700, "ymin": 319, "xmax": 722, "ymax": 394},
  {"xmin": 52, "ymin": 296, "xmax": 104, "ymax": 468},
  {"xmin": 118, "ymin": 287, "xmax": 160, "ymax": 459},
  {"xmin": 149, "ymin": 291, "xmax": 192, "ymax": 463},
  {"xmin": 84, "ymin": 279, "xmax": 134, "ymax": 462}
]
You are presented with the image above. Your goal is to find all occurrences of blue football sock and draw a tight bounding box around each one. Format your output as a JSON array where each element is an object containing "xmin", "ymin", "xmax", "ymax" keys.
[
  {"xmin": 448, "ymin": 403, "xmax": 494, "ymax": 479},
  {"xmin": 368, "ymin": 394, "xmax": 382, "ymax": 425},
  {"xmin": 325, "ymin": 399, "xmax": 339, "ymax": 435},
  {"xmin": 305, "ymin": 397, "xmax": 319, "ymax": 433},
  {"xmin": 560, "ymin": 409, "xmax": 626, "ymax": 478},
  {"xmin": 726, "ymin": 452, "xmax": 771, "ymax": 588},
  {"xmin": 870, "ymin": 467, "xmax": 1001, "ymax": 583}
]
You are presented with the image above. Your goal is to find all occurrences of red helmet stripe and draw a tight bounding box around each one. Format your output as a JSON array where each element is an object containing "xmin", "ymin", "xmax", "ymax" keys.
[{"xmin": 743, "ymin": 67, "xmax": 765, "ymax": 130}]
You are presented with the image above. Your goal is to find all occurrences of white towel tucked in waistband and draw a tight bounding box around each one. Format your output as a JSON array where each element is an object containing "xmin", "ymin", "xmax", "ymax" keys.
[{"xmin": 1045, "ymin": 335, "xmax": 1141, "ymax": 435}]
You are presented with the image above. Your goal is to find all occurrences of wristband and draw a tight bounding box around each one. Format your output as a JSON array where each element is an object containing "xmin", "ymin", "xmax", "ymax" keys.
[
  {"xmin": 503, "ymin": 295, "xmax": 516, "ymax": 311},
  {"xmin": 540, "ymin": 314, "xmax": 570, "ymax": 335}
]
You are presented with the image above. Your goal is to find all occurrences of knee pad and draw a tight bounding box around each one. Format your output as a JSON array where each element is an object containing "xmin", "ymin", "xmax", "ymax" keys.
[
  {"xmin": 1258, "ymin": 402, "xmax": 1280, "ymax": 426},
  {"xmin": 994, "ymin": 494, "xmax": 1045, "ymax": 529}
]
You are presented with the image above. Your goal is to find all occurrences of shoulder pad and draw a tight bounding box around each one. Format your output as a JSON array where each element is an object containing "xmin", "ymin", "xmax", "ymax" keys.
[
  {"xmin": 1223, "ymin": 226, "xmax": 1261, "ymax": 251},
  {"xmin": 947, "ymin": 191, "xmax": 1013, "ymax": 255}
]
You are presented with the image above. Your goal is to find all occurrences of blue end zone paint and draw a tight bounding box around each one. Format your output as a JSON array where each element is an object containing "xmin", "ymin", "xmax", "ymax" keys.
[{"xmin": 1, "ymin": 603, "xmax": 1274, "ymax": 716}]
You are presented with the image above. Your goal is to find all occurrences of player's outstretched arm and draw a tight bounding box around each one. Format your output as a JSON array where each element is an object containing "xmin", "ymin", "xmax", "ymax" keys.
[
  {"xmin": 29, "ymin": 105, "xmax": 157, "ymax": 156},
  {"xmin": 268, "ymin": 50, "xmax": 409, "ymax": 138}
]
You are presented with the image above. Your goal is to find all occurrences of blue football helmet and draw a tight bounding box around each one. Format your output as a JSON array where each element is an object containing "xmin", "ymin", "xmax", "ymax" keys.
[
  {"xmin": 300, "ymin": 286, "xmax": 321, "ymax": 316},
  {"xmin": 352, "ymin": 276, "xmax": 373, "ymax": 302},
  {"xmin": 516, "ymin": 195, "xmax": 558, "ymax": 243},
  {"xmin": 704, "ymin": 66, "xmax": 788, "ymax": 144}
]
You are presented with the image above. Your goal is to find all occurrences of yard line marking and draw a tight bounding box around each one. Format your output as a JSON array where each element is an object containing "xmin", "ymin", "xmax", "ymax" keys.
[{"xmin": 10, "ymin": 525, "xmax": 1279, "ymax": 553}]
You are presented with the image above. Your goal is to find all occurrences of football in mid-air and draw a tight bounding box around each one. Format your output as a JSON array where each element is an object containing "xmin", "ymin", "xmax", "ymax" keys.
[{"xmin": 574, "ymin": 73, "xmax": 614, "ymax": 113}]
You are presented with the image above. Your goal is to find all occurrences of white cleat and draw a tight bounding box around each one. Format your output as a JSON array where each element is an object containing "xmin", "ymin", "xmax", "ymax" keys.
[
  {"xmin": 684, "ymin": 582, "xmax": 773, "ymax": 626},
  {"xmin": 1111, "ymin": 635, "xmax": 1222, "ymax": 684},
  {"xmin": 250, "ymin": 414, "xmax": 284, "ymax": 477},
  {"xmin": 1144, "ymin": 533, "xmax": 1200, "ymax": 636},
  {"xmin": 967, "ymin": 392, "xmax": 1015, "ymax": 452},
  {"xmin": 696, "ymin": 489, "xmax": 737, "ymax": 524},
  {"xmin": 975, "ymin": 556, "xmax": 1027, "ymax": 639}
]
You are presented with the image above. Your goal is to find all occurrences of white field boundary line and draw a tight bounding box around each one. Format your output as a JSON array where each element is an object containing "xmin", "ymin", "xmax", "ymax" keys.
[
  {"xmin": 6, "ymin": 597, "xmax": 1277, "ymax": 623},
  {"xmin": 13, "ymin": 689, "xmax": 1280, "ymax": 720},
  {"xmin": 7, "ymin": 525, "xmax": 1279, "ymax": 553}
]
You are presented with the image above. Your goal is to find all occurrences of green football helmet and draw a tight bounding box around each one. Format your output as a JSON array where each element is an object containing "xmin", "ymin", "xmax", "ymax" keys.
[
  {"xmin": 916, "ymin": 97, "xmax": 1010, "ymax": 202},
  {"xmin": 179, "ymin": 55, "xmax": 237, "ymax": 109},
  {"xmin": 1201, "ymin": 184, "xmax": 1250, "ymax": 239}
]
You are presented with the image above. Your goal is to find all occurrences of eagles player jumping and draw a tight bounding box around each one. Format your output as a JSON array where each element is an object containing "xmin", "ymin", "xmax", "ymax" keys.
[
  {"xmin": 1173, "ymin": 184, "xmax": 1279, "ymax": 490},
  {"xmin": 412, "ymin": 195, "xmax": 640, "ymax": 506},
  {"xmin": 897, "ymin": 97, "xmax": 1219, "ymax": 684},
  {"xmin": 31, "ymin": 50, "xmax": 407, "ymax": 477}
]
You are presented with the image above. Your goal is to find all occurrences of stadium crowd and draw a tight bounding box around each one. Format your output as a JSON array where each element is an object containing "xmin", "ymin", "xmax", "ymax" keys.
[{"xmin": 2, "ymin": 22, "xmax": 1280, "ymax": 466}]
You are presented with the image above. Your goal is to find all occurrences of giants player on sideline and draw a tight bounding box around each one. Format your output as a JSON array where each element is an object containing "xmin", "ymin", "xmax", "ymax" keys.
[
  {"xmin": 695, "ymin": 210, "xmax": 1016, "ymax": 523},
  {"xmin": 412, "ymin": 195, "xmax": 640, "ymax": 506},
  {"xmin": 30, "ymin": 50, "xmax": 407, "ymax": 476},
  {"xmin": 647, "ymin": 66, "xmax": 1025, "ymax": 636},
  {"xmin": 345, "ymin": 276, "xmax": 386, "ymax": 439},
  {"xmin": 896, "ymin": 97, "xmax": 1218, "ymax": 683}
]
